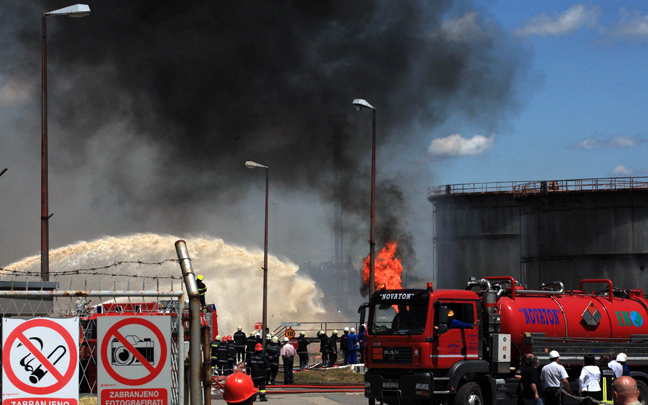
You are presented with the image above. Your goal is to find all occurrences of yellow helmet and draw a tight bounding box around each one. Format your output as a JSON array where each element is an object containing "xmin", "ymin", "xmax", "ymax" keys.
[{"xmin": 197, "ymin": 275, "xmax": 204, "ymax": 281}]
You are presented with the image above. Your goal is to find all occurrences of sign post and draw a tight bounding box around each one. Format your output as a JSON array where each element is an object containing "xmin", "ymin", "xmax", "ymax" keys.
[
  {"xmin": 2, "ymin": 317, "xmax": 79, "ymax": 405},
  {"xmin": 97, "ymin": 317, "xmax": 171, "ymax": 405}
]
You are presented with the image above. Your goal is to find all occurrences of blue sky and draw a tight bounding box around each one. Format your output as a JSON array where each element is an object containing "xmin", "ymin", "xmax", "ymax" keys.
[{"xmin": 430, "ymin": 1, "xmax": 648, "ymax": 186}]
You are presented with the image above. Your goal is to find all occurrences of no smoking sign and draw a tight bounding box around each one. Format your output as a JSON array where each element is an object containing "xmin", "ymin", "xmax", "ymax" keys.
[{"xmin": 2, "ymin": 318, "xmax": 79, "ymax": 405}]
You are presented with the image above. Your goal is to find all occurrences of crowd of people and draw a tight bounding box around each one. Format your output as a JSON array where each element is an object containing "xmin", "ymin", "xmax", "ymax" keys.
[
  {"xmin": 212, "ymin": 325, "xmax": 366, "ymax": 403},
  {"xmin": 517, "ymin": 350, "xmax": 637, "ymax": 405}
]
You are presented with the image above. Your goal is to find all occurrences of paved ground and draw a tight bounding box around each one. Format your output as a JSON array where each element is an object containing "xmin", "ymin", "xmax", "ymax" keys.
[{"xmin": 211, "ymin": 390, "xmax": 368, "ymax": 404}]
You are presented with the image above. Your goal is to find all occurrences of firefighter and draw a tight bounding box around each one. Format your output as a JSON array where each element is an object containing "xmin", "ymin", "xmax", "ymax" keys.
[
  {"xmin": 317, "ymin": 330, "xmax": 329, "ymax": 367},
  {"xmin": 297, "ymin": 331, "xmax": 310, "ymax": 370},
  {"xmin": 196, "ymin": 275, "xmax": 207, "ymax": 309},
  {"xmin": 245, "ymin": 332, "xmax": 257, "ymax": 363},
  {"xmin": 246, "ymin": 343, "xmax": 270, "ymax": 402},
  {"xmin": 265, "ymin": 336, "xmax": 280, "ymax": 385},
  {"xmin": 223, "ymin": 372, "xmax": 258, "ymax": 405},
  {"xmin": 217, "ymin": 335, "xmax": 229, "ymax": 375},
  {"xmin": 227, "ymin": 335, "xmax": 237, "ymax": 374},
  {"xmin": 340, "ymin": 328, "xmax": 349, "ymax": 365},
  {"xmin": 211, "ymin": 335, "xmax": 221, "ymax": 374},
  {"xmin": 328, "ymin": 330, "xmax": 338, "ymax": 366},
  {"xmin": 347, "ymin": 327, "xmax": 358, "ymax": 365},
  {"xmin": 233, "ymin": 326, "xmax": 247, "ymax": 363}
]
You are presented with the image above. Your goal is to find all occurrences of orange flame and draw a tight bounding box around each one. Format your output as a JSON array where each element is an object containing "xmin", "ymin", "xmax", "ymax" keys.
[{"xmin": 362, "ymin": 241, "xmax": 403, "ymax": 291}]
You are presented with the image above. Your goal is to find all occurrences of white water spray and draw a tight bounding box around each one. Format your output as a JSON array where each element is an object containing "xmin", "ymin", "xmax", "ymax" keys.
[{"xmin": 2, "ymin": 233, "xmax": 325, "ymax": 335}]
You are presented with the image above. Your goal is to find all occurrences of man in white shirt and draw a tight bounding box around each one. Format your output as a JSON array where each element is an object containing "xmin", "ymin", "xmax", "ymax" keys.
[
  {"xmin": 608, "ymin": 352, "xmax": 623, "ymax": 378},
  {"xmin": 280, "ymin": 337, "xmax": 296, "ymax": 385},
  {"xmin": 540, "ymin": 350, "xmax": 571, "ymax": 405}
]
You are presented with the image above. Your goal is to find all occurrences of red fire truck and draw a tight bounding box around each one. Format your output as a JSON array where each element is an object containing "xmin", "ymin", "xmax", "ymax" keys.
[{"xmin": 359, "ymin": 277, "xmax": 648, "ymax": 405}]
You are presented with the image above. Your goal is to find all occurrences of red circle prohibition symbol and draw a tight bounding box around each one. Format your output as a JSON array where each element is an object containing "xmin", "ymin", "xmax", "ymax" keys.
[
  {"xmin": 3, "ymin": 319, "xmax": 78, "ymax": 395},
  {"xmin": 100, "ymin": 317, "xmax": 168, "ymax": 386}
]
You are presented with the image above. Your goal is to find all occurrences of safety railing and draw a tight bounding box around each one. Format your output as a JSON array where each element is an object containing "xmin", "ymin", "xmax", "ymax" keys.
[{"xmin": 429, "ymin": 177, "xmax": 648, "ymax": 198}]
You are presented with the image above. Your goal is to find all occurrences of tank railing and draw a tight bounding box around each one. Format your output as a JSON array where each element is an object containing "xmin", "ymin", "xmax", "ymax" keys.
[
  {"xmin": 429, "ymin": 176, "xmax": 648, "ymax": 198},
  {"xmin": 515, "ymin": 281, "xmax": 565, "ymax": 296},
  {"xmin": 579, "ymin": 279, "xmax": 614, "ymax": 303}
]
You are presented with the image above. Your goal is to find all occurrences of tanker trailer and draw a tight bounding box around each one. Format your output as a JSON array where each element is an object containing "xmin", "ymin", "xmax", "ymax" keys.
[{"xmin": 361, "ymin": 277, "xmax": 648, "ymax": 405}]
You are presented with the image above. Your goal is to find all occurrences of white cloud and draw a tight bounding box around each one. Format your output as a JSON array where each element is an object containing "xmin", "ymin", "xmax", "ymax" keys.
[
  {"xmin": 613, "ymin": 10, "xmax": 648, "ymax": 38},
  {"xmin": 515, "ymin": 4, "xmax": 600, "ymax": 37},
  {"xmin": 612, "ymin": 165, "xmax": 634, "ymax": 176},
  {"xmin": 438, "ymin": 12, "xmax": 487, "ymax": 43},
  {"xmin": 574, "ymin": 135, "xmax": 642, "ymax": 150},
  {"xmin": 428, "ymin": 133, "xmax": 495, "ymax": 158}
]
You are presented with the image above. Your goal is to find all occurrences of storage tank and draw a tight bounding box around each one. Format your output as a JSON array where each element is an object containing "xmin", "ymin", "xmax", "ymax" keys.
[
  {"xmin": 430, "ymin": 177, "xmax": 648, "ymax": 290},
  {"xmin": 428, "ymin": 182, "xmax": 524, "ymax": 289},
  {"xmin": 515, "ymin": 178, "xmax": 648, "ymax": 290}
]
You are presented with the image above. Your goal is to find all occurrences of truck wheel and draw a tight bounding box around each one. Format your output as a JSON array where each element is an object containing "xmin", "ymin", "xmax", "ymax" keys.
[
  {"xmin": 454, "ymin": 382, "xmax": 483, "ymax": 405},
  {"xmin": 637, "ymin": 380, "xmax": 648, "ymax": 405}
]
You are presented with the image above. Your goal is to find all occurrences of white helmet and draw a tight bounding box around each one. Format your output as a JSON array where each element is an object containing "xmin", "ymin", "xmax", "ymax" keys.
[
  {"xmin": 283, "ymin": 337, "xmax": 289, "ymax": 342},
  {"xmin": 333, "ymin": 330, "xmax": 338, "ymax": 335},
  {"xmin": 300, "ymin": 331, "xmax": 305, "ymax": 336},
  {"xmin": 350, "ymin": 327, "xmax": 356, "ymax": 333},
  {"xmin": 255, "ymin": 332, "xmax": 261, "ymax": 338},
  {"xmin": 237, "ymin": 326, "xmax": 242, "ymax": 331},
  {"xmin": 215, "ymin": 335, "xmax": 221, "ymax": 341},
  {"xmin": 549, "ymin": 350, "xmax": 560, "ymax": 359},
  {"xmin": 344, "ymin": 327, "xmax": 349, "ymax": 332},
  {"xmin": 617, "ymin": 353, "xmax": 628, "ymax": 362},
  {"xmin": 272, "ymin": 336, "xmax": 278, "ymax": 343},
  {"xmin": 266, "ymin": 334, "xmax": 272, "ymax": 339}
]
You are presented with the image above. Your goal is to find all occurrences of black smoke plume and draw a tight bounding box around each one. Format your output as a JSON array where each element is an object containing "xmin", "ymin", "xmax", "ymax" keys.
[{"xmin": 1, "ymin": 1, "xmax": 527, "ymax": 277}]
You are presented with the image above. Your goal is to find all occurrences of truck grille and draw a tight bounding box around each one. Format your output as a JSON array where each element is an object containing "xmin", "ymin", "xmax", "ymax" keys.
[{"xmin": 372, "ymin": 347, "xmax": 413, "ymax": 364}]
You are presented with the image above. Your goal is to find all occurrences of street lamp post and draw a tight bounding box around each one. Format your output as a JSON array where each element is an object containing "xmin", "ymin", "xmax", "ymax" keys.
[
  {"xmin": 245, "ymin": 161, "xmax": 269, "ymax": 348},
  {"xmin": 353, "ymin": 98, "xmax": 376, "ymax": 296},
  {"xmin": 41, "ymin": 4, "xmax": 90, "ymax": 282},
  {"xmin": 0, "ymin": 168, "xmax": 6, "ymax": 269}
]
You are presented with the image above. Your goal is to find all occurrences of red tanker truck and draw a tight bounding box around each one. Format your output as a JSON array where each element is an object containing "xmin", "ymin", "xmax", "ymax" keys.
[{"xmin": 359, "ymin": 277, "xmax": 648, "ymax": 405}]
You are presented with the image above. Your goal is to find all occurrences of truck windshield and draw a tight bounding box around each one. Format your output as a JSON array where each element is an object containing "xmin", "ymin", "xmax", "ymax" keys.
[{"xmin": 370, "ymin": 299, "xmax": 429, "ymax": 335}]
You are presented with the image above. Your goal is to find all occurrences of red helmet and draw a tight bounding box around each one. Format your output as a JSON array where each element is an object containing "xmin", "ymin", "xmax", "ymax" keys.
[
  {"xmin": 227, "ymin": 335, "xmax": 233, "ymax": 340},
  {"xmin": 223, "ymin": 372, "xmax": 257, "ymax": 404},
  {"xmin": 221, "ymin": 335, "xmax": 228, "ymax": 342},
  {"xmin": 254, "ymin": 343, "xmax": 263, "ymax": 351}
]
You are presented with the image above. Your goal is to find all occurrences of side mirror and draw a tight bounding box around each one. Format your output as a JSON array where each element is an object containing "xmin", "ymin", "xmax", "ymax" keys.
[{"xmin": 436, "ymin": 306, "xmax": 449, "ymax": 334}]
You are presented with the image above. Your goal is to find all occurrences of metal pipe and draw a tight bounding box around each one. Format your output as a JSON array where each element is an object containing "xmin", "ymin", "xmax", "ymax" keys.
[
  {"xmin": 175, "ymin": 240, "xmax": 203, "ymax": 405},
  {"xmin": 514, "ymin": 282, "xmax": 565, "ymax": 296},
  {"xmin": 41, "ymin": 14, "xmax": 49, "ymax": 282},
  {"xmin": 369, "ymin": 107, "xmax": 376, "ymax": 296},
  {"xmin": 202, "ymin": 324, "xmax": 212, "ymax": 405}
]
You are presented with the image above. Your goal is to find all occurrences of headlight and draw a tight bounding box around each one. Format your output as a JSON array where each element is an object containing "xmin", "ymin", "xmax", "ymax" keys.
[
  {"xmin": 365, "ymin": 382, "xmax": 371, "ymax": 388},
  {"xmin": 415, "ymin": 383, "xmax": 430, "ymax": 390}
]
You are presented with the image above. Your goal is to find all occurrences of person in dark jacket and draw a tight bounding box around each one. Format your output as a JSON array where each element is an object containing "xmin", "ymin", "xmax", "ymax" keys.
[
  {"xmin": 245, "ymin": 333, "xmax": 257, "ymax": 364},
  {"xmin": 233, "ymin": 326, "xmax": 247, "ymax": 363},
  {"xmin": 217, "ymin": 335, "xmax": 229, "ymax": 376},
  {"xmin": 297, "ymin": 331, "xmax": 310, "ymax": 370},
  {"xmin": 328, "ymin": 330, "xmax": 339, "ymax": 366},
  {"xmin": 246, "ymin": 343, "xmax": 270, "ymax": 402},
  {"xmin": 227, "ymin": 335, "xmax": 237, "ymax": 374},
  {"xmin": 340, "ymin": 328, "xmax": 349, "ymax": 365},
  {"xmin": 265, "ymin": 336, "xmax": 280, "ymax": 385},
  {"xmin": 211, "ymin": 335, "xmax": 221, "ymax": 374},
  {"xmin": 358, "ymin": 324, "xmax": 367, "ymax": 363},
  {"xmin": 196, "ymin": 275, "xmax": 207, "ymax": 309},
  {"xmin": 318, "ymin": 330, "xmax": 329, "ymax": 367},
  {"xmin": 599, "ymin": 355, "xmax": 616, "ymax": 404}
]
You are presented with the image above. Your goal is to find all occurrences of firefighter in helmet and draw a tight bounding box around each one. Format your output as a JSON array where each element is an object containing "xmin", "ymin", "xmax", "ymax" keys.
[
  {"xmin": 196, "ymin": 275, "xmax": 207, "ymax": 309},
  {"xmin": 246, "ymin": 343, "xmax": 270, "ymax": 402},
  {"xmin": 223, "ymin": 372, "xmax": 257, "ymax": 405}
]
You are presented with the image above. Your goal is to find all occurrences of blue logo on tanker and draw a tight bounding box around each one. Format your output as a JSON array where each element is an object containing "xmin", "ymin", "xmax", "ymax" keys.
[
  {"xmin": 616, "ymin": 311, "xmax": 643, "ymax": 327},
  {"xmin": 518, "ymin": 308, "xmax": 561, "ymax": 325}
]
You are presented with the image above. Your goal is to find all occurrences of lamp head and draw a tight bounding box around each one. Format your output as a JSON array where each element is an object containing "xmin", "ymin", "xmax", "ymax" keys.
[
  {"xmin": 245, "ymin": 161, "xmax": 268, "ymax": 169},
  {"xmin": 45, "ymin": 4, "xmax": 91, "ymax": 18},
  {"xmin": 352, "ymin": 98, "xmax": 375, "ymax": 110}
]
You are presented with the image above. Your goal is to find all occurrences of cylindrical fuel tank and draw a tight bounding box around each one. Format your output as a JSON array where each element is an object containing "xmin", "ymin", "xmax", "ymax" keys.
[{"xmin": 498, "ymin": 293, "xmax": 648, "ymax": 347}]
